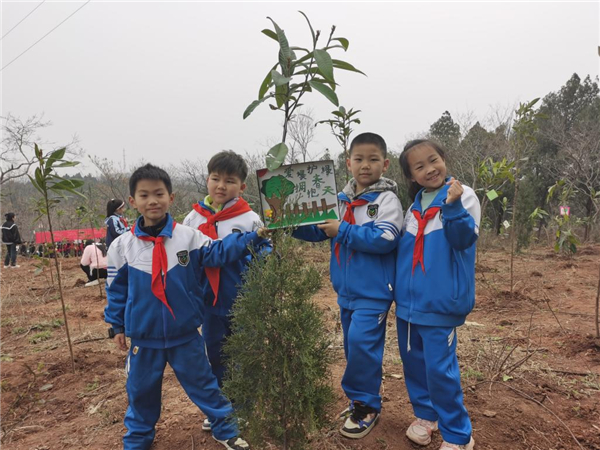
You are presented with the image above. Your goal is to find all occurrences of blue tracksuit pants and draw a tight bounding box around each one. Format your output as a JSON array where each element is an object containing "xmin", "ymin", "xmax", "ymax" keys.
[
  {"xmin": 123, "ymin": 333, "xmax": 238, "ymax": 449},
  {"xmin": 340, "ymin": 307, "xmax": 388, "ymax": 412},
  {"xmin": 203, "ymin": 311, "xmax": 232, "ymax": 388},
  {"xmin": 396, "ymin": 319, "xmax": 472, "ymax": 445}
]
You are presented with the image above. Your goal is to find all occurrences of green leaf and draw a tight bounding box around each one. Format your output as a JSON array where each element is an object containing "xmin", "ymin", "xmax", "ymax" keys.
[
  {"xmin": 332, "ymin": 37, "xmax": 349, "ymax": 50},
  {"xmin": 308, "ymin": 80, "xmax": 339, "ymax": 106},
  {"xmin": 486, "ymin": 190, "xmax": 499, "ymax": 201},
  {"xmin": 275, "ymin": 84, "xmax": 286, "ymax": 108},
  {"xmin": 54, "ymin": 161, "xmax": 79, "ymax": 168},
  {"xmin": 261, "ymin": 29, "xmax": 278, "ymax": 41},
  {"xmin": 243, "ymin": 95, "xmax": 272, "ymax": 119},
  {"xmin": 49, "ymin": 179, "xmax": 82, "ymax": 191},
  {"xmin": 266, "ymin": 142, "xmax": 289, "ymax": 171},
  {"xmin": 502, "ymin": 374, "xmax": 513, "ymax": 382},
  {"xmin": 271, "ymin": 70, "xmax": 292, "ymax": 87},
  {"xmin": 298, "ymin": 11, "xmax": 316, "ymax": 44},
  {"xmin": 35, "ymin": 167, "xmax": 44, "ymax": 189},
  {"xmin": 28, "ymin": 175, "xmax": 44, "ymax": 195},
  {"xmin": 279, "ymin": 50, "xmax": 293, "ymax": 78},
  {"xmin": 314, "ymin": 49, "xmax": 334, "ymax": 83},
  {"xmin": 267, "ymin": 17, "xmax": 292, "ymax": 75},
  {"xmin": 526, "ymin": 98, "xmax": 540, "ymax": 109},
  {"xmin": 332, "ymin": 59, "xmax": 366, "ymax": 76},
  {"xmin": 290, "ymin": 46, "xmax": 310, "ymax": 53},
  {"xmin": 258, "ymin": 64, "xmax": 278, "ymax": 99},
  {"xmin": 45, "ymin": 147, "xmax": 67, "ymax": 171}
]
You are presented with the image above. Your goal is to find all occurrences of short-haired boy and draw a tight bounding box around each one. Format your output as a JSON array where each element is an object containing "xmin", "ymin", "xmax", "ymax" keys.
[
  {"xmin": 105, "ymin": 163, "xmax": 267, "ymax": 450},
  {"xmin": 183, "ymin": 150, "xmax": 269, "ymax": 431},
  {"xmin": 293, "ymin": 132, "xmax": 403, "ymax": 439}
]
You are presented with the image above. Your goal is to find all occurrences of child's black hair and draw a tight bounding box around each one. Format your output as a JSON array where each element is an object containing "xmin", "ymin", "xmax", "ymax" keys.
[
  {"xmin": 207, "ymin": 150, "xmax": 248, "ymax": 182},
  {"xmin": 399, "ymin": 139, "xmax": 446, "ymax": 202},
  {"xmin": 349, "ymin": 132, "xmax": 387, "ymax": 158},
  {"xmin": 4, "ymin": 212, "xmax": 15, "ymax": 221},
  {"xmin": 129, "ymin": 163, "xmax": 173, "ymax": 196},
  {"xmin": 106, "ymin": 199, "xmax": 125, "ymax": 218}
]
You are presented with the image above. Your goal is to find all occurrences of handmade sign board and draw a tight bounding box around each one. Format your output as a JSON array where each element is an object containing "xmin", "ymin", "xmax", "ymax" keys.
[
  {"xmin": 256, "ymin": 160, "xmax": 340, "ymax": 229},
  {"xmin": 559, "ymin": 206, "xmax": 570, "ymax": 216}
]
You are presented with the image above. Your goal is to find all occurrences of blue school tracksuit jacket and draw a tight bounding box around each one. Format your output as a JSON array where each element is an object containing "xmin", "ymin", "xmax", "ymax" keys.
[
  {"xmin": 293, "ymin": 178, "xmax": 403, "ymax": 411},
  {"xmin": 105, "ymin": 214, "xmax": 264, "ymax": 449},
  {"xmin": 395, "ymin": 181, "xmax": 481, "ymax": 446},
  {"xmin": 183, "ymin": 198, "xmax": 271, "ymax": 386},
  {"xmin": 105, "ymin": 214, "xmax": 130, "ymax": 249}
]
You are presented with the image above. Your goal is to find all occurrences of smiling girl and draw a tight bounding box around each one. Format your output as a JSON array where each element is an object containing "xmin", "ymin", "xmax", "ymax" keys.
[{"xmin": 394, "ymin": 139, "xmax": 481, "ymax": 450}]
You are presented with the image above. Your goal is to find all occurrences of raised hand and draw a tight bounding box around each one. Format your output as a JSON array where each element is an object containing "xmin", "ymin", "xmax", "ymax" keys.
[{"xmin": 446, "ymin": 177, "xmax": 464, "ymax": 204}]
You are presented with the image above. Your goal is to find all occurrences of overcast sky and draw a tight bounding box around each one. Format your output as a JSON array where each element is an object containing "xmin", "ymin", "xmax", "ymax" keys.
[{"xmin": 1, "ymin": 1, "xmax": 598, "ymax": 174}]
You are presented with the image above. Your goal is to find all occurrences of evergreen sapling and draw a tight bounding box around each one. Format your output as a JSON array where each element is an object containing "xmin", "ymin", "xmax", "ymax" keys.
[{"xmin": 223, "ymin": 232, "xmax": 334, "ymax": 450}]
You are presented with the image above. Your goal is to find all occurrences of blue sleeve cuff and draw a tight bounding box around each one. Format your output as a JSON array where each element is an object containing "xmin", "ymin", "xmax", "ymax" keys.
[{"xmin": 442, "ymin": 197, "xmax": 468, "ymax": 220}]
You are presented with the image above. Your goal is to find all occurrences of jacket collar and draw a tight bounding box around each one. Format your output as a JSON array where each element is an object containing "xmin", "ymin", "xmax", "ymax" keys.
[
  {"xmin": 411, "ymin": 177, "xmax": 452, "ymax": 213},
  {"xmin": 133, "ymin": 213, "xmax": 174, "ymax": 239},
  {"xmin": 340, "ymin": 177, "xmax": 398, "ymax": 203}
]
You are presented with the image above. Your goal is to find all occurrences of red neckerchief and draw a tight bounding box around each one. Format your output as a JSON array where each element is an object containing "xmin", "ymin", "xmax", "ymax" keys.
[
  {"xmin": 119, "ymin": 216, "xmax": 129, "ymax": 228},
  {"xmin": 193, "ymin": 199, "xmax": 252, "ymax": 306},
  {"xmin": 411, "ymin": 207, "xmax": 441, "ymax": 274},
  {"xmin": 132, "ymin": 222, "xmax": 177, "ymax": 319},
  {"xmin": 334, "ymin": 199, "xmax": 369, "ymax": 265}
]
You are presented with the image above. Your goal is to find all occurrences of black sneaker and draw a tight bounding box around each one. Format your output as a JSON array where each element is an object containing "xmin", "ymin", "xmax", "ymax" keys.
[
  {"xmin": 339, "ymin": 402, "xmax": 380, "ymax": 439},
  {"xmin": 338, "ymin": 401, "xmax": 355, "ymax": 419},
  {"xmin": 213, "ymin": 436, "xmax": 250, "ymax": 450}
]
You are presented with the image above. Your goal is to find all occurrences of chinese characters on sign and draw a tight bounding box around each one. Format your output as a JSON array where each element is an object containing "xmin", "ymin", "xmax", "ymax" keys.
[{"xmin": 256, "ymin": 160, "xmax": 340, "ymax": 229}]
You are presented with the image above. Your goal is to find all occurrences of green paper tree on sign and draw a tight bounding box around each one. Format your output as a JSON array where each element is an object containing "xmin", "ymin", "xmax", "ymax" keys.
[{"xmin": 261, "ymin": 175, "xmax": 295, "ymax": 224}]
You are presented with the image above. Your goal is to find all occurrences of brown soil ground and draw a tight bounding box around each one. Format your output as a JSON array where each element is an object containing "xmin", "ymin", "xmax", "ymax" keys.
[{"xmin": 1, "ymin": 244, "xmax": 599, "ymax": 450}]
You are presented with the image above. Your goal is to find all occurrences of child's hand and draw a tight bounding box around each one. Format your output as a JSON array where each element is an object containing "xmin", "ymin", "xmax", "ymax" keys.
[
  {"xmin": 317, "ymin": 219, "xmax": 341, "ymax": 238},
  {"xmin": 114, "ymin": 333, "xmax": 128, "ymax": 351},
  {"xmin": 446, "ymin": 177, "xmax": 464, "ymax": 204}
]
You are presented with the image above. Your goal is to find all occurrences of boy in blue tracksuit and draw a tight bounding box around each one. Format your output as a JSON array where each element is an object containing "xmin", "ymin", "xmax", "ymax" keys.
[
  {"xmin": 396, "ymin": 140, "xmax": 480, "ymax": 450},
  {"xmin": 105, "ymin": 163, "xmax": 267, "ymax": 450},
  {"xmin": 183, "ymin": 151, "xmax": 270, "ymax": 431},
  {"xmin": 293, "ymin": 133, "xmax": 403, "ymax": 439}
]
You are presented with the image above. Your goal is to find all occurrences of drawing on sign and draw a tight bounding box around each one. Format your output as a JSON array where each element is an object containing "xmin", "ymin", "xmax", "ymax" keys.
[{"xmin": 257, "ymin": 160, "xmax": 340, "ymax": 229}]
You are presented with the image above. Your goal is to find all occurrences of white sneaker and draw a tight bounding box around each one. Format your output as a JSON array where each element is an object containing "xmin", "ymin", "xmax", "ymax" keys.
[
  {"xmin": 202, "ymin": 418, "xmax": 211, "ymax": 431},
  {"xmin": 439, "ymin": 437, "xmax": 475, "ymax": 450},
  {"xmin": 85, "ymin": 279, "xmax": 100, "ymax": 287},
  {"xmin": 407, "ymin": 417, "xmax": 438, "ymax": 445},
  {"xmin": 3, "ymin": 266, "xmax": 8, "ymax": 269},
  {"xmin": 213, "ymin": 436, "xmax": 250, "ymax": 450},
  {"xmin": 10, "ymin": 265, "xmax": 20, "ymax": 268}
]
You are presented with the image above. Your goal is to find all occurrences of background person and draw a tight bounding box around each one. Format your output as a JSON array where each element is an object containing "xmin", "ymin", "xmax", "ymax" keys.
[
  {"xmin": 80, "ymin": 239, "xmax": 108, "ymax": 287},
  {"xmin": 2, "ymin": 212, "xmax": 22, "ymax": 269}
]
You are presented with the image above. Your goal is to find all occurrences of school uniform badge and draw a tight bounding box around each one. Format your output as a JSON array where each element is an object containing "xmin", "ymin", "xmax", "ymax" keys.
[
  {"xmin": 367, "ymin": 204, "xmax": 379, "ymax": 218},
  {"xmin": 176, "ymin": 250, "xmax": 189, "ymax": 267}
]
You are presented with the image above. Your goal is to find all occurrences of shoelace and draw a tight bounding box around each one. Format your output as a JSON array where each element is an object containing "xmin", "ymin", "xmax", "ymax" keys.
[
  {"xmin": 351, "ymin": 402, "xmax": 374, "ymax": 422},
  {"xmin": 414, "ymin": 418, "xmax": 436, "ymax": 429}
]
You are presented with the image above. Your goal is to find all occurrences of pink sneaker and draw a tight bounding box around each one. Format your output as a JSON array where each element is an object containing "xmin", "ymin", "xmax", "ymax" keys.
[
  {"xmin": 406, "ymin": 417, "xmax": 438, "ymax": 445},
  {"xmin": 439, "ymin": 437, "xmax": 475, "ymax": 450}
]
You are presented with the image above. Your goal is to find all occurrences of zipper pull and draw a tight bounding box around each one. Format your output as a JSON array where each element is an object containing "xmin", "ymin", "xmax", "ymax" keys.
[{"xmin": 388, "ymin": 283, "xmax": 393, "ymax": 292}]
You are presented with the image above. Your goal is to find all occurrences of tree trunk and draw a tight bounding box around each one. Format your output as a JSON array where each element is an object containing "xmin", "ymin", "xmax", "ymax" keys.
[
  {"xmin": 596, "ymin": 262, "xmax": 600, "ymax": 339},
  {"xmin": 510, "ymin": 175, "xmax": 519, "ymax": 294},
  {"xmin": 477, "ymin": 197, "xmax": 489, "ymax": 264},
  {"xmin": 46, "ymin": 197, "xmax": 76, "ymax": 373}
]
